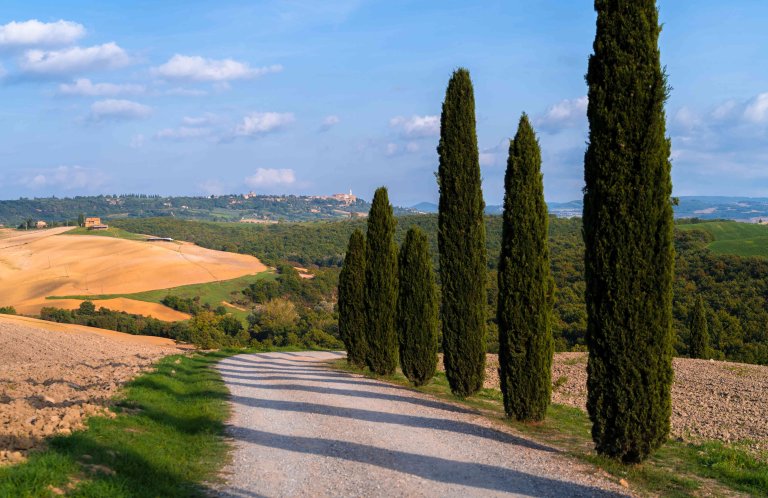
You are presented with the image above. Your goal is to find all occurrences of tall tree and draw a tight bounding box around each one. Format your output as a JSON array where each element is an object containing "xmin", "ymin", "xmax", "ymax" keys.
[
  {"xmin": 497, "ymin": 114, "xmax": 554, "ymax": 421},
  {"xmin": 338, "ymin": 229, "xmax": 367, "ymax": 366},
  {"xmin": 437, "ymin": 68, "xmax": 487, "ymax": 397},
  {"xmin": 397, "ymin": 227, "xmax": 439, "ymax": 386},
  {"xmin": 689, "ymin": 296, "xmax": 710, "ymax": 359},
  {"xmin": 364, "ymin": 187, "xmax": 399, "ymax": 375},
  {"xmin": 583, "ymin": 0, "xmax": 675, "ymax": 463}
]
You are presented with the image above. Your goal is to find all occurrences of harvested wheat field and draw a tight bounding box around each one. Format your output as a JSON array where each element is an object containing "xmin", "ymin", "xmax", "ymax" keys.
[
  {"xmin": 0, "ymin": 314, "xmax": 185, "ymax": 466},
  {"xmin": 0, "ymin": 227, "xmax": 267, "ymax": 317},
  {"xmin": 440, "ymin": 353, "xmax": 768, "ymax": 455}
]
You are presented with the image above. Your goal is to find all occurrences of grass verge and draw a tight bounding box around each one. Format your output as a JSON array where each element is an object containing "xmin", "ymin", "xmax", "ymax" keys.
[
  {"xmin": 332, "ymin": 360, "xmax": 768, "ymax": 497},
  {"xmin": 678, "ymin": 221, "xmax": 768, "ymax": 258},
  {"xmin": 0, "ymin": 351, "xmax": 232, "ymax": 497}
]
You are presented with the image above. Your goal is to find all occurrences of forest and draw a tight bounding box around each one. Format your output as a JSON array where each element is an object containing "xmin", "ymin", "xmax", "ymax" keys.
[{"xmin": 110, "ymin": 215, "xmax": 768, "ymax": 365}]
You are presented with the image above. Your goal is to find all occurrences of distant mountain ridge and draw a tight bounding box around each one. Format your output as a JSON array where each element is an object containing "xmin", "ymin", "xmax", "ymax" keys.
[{"xmin": 411, "ymin": 197, "xmax": 768, "ymax": 222}]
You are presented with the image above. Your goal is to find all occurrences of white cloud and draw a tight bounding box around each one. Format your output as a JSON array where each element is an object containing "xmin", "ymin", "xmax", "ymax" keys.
[
  {"xmin": 235, "ymin": 112, "xmax": 294, "ymax": 137},
  {"xmin": 536, "ymin": 96, "xmax": 588, "ymax": 132},
  {"xmin": 153, "ymin": 54, "xmax": 282, "ymax": 82},
  {"xmin": 182, "ymin": 115, "xmax": 216, "ymax": 126},
  {"xmin": 155, "ymin": 127, "xmax": 213, "ymax": 140},
  {"xmin": 18, "ymin": 165, "xmax": 106, "ymax": 191},
  {"xmin": 199, "ymin": 179, "xmax": 225, "ymax": 196},
  {"xmin": 744, "ymin": 93, "xmax": 768, "ymax": 123},
  {"xmin": 389, "ymin": 115, "xmax": 439, "ymax": 138},
  {"xmin": 88, "ymin": 99, "xmax": 152, "ymax": 121},
  {"xmin": 19, "ymin": 42, "xmax": 131, "ymax": 75},
  {"xmin": 0, "ymin": 19, "xmax": 84, "ymax": 47},
  {"xmin": 244, "ymin": 168, "xmax": 296, "ymax": 188},
  {"xmin": 319, "ymin": 114, "xmax": 340, "ymax": 132},
  {"xmin": 58, "ymin": 78, "xmax": 144, "ymax": 96}
]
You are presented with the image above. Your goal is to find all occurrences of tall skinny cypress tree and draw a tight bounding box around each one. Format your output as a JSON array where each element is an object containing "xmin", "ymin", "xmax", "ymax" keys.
[
  {"xmin": 397, "ymin": 227, "xmax": 439, "ymax": 386},
  {"xmin": 689, "ymin": 296, "xmax": 709, "ymax": 359},
  {"xmin": 338, "ymin": 229, "xmax": 367, "ymax": 367},
  {"xmin": 497, "ymin": 114, "xmax": 554, "ymax": 421},
  {"xmin": 437, "ymin": 68, "xmax": 487, "ymax": 397},
  {"xmin": 364, "ymin": 187, "xmax": 398, "ymax": 375},
  {"xmin": 583, "ymin": 0, "xmax": 675, "ymax": 463}
]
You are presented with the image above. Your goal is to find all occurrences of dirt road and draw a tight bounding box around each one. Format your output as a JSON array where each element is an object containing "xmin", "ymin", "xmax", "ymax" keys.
[{"xmin": 217, "ymin": 352, "xmax": 628, "ymax": 497}]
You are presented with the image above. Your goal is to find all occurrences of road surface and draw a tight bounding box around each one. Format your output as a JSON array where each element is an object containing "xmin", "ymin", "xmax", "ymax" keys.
[{"xmin": 216, "ymin": 352, "xmax": 628, "ymax": 497}]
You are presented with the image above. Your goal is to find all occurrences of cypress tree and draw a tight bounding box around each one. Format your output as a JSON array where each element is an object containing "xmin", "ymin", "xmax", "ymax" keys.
[
  {"xmin": 437, "ymin": 68, "xmax": 487, "ymax": 397},
  {"xmin": 689, "ymin": 296, "xmax": 710, "ymax": 359},
  {"xmin": 397, "ymin": 227, "xmax": 439, "ymax": 386},
  {"xmin": 497, "ymin": 114, "xmax": 554, "ymax": 421},
  {"xmin": 583, "ymin": 0, "xmax": 675, "ymax": 463},
  {"xmin": 364, "ymin": 187, "xmax": 398, "ymax": 375},
  {"xmin": 338, "ymin": 229, "xmax": 367, "ymax": 367}
]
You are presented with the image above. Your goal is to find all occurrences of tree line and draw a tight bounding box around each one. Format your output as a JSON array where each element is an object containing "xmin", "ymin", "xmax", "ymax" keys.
[{"xmin": 340, "ymin": 1, "xmax": 691, "ymax": 464}]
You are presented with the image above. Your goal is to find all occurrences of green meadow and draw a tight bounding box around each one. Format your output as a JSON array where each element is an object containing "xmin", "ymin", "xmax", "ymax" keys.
[{"xmin": 678, "ymin": 221, "xmax": 768, "ymax": 258}]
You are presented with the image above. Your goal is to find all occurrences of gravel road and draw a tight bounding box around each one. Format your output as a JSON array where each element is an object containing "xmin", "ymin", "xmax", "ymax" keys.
[{"xmin": 216, "ymin": 352, "xmax": 629, "ymax": 497}]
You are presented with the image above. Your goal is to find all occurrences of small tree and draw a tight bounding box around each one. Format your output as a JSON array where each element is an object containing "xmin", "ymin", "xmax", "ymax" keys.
[
  {"xmin": 78, "ymin": 213, "xmax": 85, "ymax": 227},
  {"xmin": 364, "ymin": 187, "xmax": 398, "ymax": 375},
  {"xmin": 689, "ymin": 296, "xmax": 710, "ymax": 359},
  {"xmin": 338, "ymin": 229, "xmax": 368, "ymax": 366},
  {"xmin": 437, "ymin": 68, "xmax": 487, "ymax": 397},
  {"xmin": 397, "ymin": 227, "xmax": 438, "ymax": 386},
  {"xmin": 497, "ymin": 114, "xmax": 554, "ymax": 421}
]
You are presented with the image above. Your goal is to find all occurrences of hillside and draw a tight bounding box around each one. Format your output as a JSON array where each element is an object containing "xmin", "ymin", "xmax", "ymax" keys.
[
  {"xmin": 110, "ymin": 215, "xmax": 768, "ymax": 365},
  {"xmin": 0, "ymin": 194, "xmax": 420, "ymax": 226},
  {"xmin": 0, "ymin": 227, "xmax": 267, "ymax": 318},
  {"xmin": 678, "ymin": 221, "xmax": 768, "ymax": 258}
]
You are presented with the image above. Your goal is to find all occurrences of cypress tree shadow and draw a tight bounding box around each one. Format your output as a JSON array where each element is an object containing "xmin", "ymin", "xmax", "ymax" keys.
[
  {"xmin": 229, "ymin": 395, "xmax": 554, "ymax": 451},
  {"xmin": 225, "ymin": 381, "xmax": 476, "ymax": 414},
  {"xmin": 227, "ymin": 427, "xmax": 625, "ymax": 497}
]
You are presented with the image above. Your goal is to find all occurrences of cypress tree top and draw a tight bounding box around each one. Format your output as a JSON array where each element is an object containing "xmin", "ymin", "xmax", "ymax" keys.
[
  {"xmin": 437, "ymin": 68, "xmax": 487, "ymax": 397},
  {"xmin": 583, "ymin": 0, "xmax": 675, "ymax": 463}
]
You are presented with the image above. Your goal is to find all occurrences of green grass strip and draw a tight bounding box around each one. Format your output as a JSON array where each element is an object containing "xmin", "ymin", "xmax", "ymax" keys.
[
  {"xmin": 0, "ymin": 351, "xmax": 232, "ymax": 497},
  {"xmin": 59, "ymin": 227, "xmax": 151, "ymax": 241},
  {"xmin": 332, "ymin": 360, "xmax": 768, "ymax": 497}
]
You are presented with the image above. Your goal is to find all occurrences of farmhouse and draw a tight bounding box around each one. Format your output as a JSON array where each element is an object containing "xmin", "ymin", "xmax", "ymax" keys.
[
  {"xmin": 84, "ymin": 217, "xmax": 101, "ymax": 228},
  {"xmin": 35, "ymin": 221, "xmax": 47, "ymax": 229}
]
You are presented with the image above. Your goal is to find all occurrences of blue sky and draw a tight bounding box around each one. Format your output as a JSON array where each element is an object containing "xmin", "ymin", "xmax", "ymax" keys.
[{"xmin": 1, "ymin": 1, "xmax": 767, "ymax": 206}]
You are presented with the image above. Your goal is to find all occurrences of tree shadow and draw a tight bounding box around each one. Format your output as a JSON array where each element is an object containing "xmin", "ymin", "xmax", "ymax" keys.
[
  {"xmin": 218, "ymin": 365, "xmax": 354, "ymax": 379},
  {"xmin": 229, "ymin": 395, "xmax": 554, "ymax": 451},
  {"xmin": 225, "ymin": 380, "xmax": 475, "ymax": 415},
  {"xmin": 226, "ymin": 427, "xmax": 626, "ymax": 497}
]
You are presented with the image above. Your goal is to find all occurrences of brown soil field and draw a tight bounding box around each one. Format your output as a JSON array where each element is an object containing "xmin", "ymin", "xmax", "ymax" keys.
[
  {"xmin": 0, "ymin": 227, "xmax": 267, "ymax": 318},
  {"xmin": 0, "ymin": 314, "xmax": 184, "ymax": 465},
  {"xmin": 439, "ymin": 353, "xmax": 768, "ymax": 454}
]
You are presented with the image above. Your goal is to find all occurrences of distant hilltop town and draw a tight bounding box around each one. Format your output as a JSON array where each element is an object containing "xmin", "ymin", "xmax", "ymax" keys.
[{"xmin": 0, "ymin": 192, "xmax": 413, "ymax": 226}]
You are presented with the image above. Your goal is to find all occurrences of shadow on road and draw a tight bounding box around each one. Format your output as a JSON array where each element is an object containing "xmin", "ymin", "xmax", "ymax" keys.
[
  {"xmin": 229, "ymin": 395, "xmax": 555, "ymax": 451},
  {"xmin": 228, "ymin": 427, "xmax": 625, "ymax": 497}
]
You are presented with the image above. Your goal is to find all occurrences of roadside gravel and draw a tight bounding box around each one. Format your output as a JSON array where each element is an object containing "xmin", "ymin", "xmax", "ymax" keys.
[{"xmin": 217, "ymin": 352, "xmax": 630, "ymax": 497}]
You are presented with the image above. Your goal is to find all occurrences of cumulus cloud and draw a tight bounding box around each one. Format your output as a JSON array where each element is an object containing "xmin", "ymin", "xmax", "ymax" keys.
[
  {"xmin": 319, "ymin": 114, "xmax": 340, "ymax": 132},
  {"xmin": 165, "ymin": 87, "xmax": 207, "ymax": 96},
  {"xmin": 58, "ymin": 78, "xmax": 144, "ymax": 96},
  {"xmin": 19, "ymin": 42, "xmax": 131, "ymax": 75},
  {"xmin": 744, "ymin": 93, "xmax": 768, "ymax": 123},
  {"xmin": 234, "ymin": 112, "xmax": 294, "ymax": 137},
  {"xmin": 389, "ymin": 115, "xmax": 439, "ymax": 138},
  {"xmin": 153, "ymin": 55, "xmax": 282, "ymax": 82},
  {"xmin": 88, "ymin": 99, "xmax": 152, "ymax": 122},
  {"xmin": 535, "ymin": 96, "xmax": 588, "ymax": 132},
  {"xmin": 182, "ymin": 114, "xmax": 216, "ymax": 126},
  {"xmin": 0, "ymin": 19, "xmax": 84, "ymax": 47},
  {"xmin": 244, "ymin": 168, "xmax": 296, "ymax": 188},
  {"xmin": 18, "ymin": 165, "xmax": 106, "ymax": 191}
]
